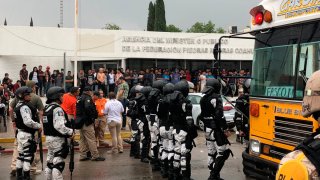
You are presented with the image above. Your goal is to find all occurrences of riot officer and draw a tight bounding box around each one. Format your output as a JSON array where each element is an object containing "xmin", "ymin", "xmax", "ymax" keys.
[
  {"xmin": 158, "ymin": 83, "xmax": 175, "ymax": 178},
  {"xmin": 14, "ymin": 86, "xmax": 42, "ymax": 180},
  {"xmin": 200, "ymin": 79, "xmax": 232, "ymax": 180},
  {"xmin": 136, "ymin": 86, "xmax": 152, "ymax": 163},
  {"xmin": 169, "ymin": 80, "xmax": 197, "ymax": 180},
  {"xmin": 234, "ymin": 79, "xmax": 250, "ymax": 142},
  {"xmin": 43, "ymin": 86, "xmax": 74, "ymax": 180},
  {"xmin": 148, "ymin": 80, "xmax": 166, "ymax": 171},
  {"xmin": 127, "ymin": 85, "xmax": 143, "ymax": 159}
]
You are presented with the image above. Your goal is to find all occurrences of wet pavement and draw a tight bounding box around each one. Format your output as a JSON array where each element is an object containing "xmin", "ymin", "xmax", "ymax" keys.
[{"xmin": 0, "ymin": 132, "xmax": 252, "ymax": 180}]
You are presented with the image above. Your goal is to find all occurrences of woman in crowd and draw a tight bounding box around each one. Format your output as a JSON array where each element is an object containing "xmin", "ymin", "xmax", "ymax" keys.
[
  {"xmin": 29, "ymin": 66, "xmax": 39, "ymax": 95},
  {"xmin": 104, "ymin": 92, "xmax": 124, "ymax": 154},
  {"xmin": 108, "ymin": 69, "xmax": 116, "ymax": 93}
]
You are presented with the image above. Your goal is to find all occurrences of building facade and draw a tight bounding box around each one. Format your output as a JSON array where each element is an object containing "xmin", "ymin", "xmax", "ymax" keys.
[{"xmin": 0, "ymin": 26, "xmax": 254, "ymax": 81}]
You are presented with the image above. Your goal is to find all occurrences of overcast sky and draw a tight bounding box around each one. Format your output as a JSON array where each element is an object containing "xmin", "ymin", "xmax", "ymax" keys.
[{"xmin": 0, "ymin": 0, "xmax": 259, "ymax": 31}]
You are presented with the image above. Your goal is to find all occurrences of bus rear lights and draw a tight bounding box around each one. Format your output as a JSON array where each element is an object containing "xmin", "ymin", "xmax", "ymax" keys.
[
  {"xmin": 255, "ymin": 12, "xmax": 264, "ymax": 25},
  {"xmin": 264, "ymin": 10, "xmax": 273, "ymax": 23},
  {"xmin": 250, "ymin": 103, "xmax": 260, "ymax": 117}
]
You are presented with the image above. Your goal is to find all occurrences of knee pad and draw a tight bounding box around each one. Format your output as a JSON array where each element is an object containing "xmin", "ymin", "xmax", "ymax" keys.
[
  {"xmin": 47, "ymin": 162, "xmax": 54, "ymax": 170},
  {"xmin": 53, "ymin": 161, "xmax": 65, "ymax": 173}
]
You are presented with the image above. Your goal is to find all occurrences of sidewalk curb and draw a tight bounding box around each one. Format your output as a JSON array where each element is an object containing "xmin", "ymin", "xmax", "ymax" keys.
[
  {"xmin": 0, "ymin": 132, "xmax": 131, "ymax": 143},
  {"xmin": 0, "ymin": 143, "xmax": 131, "ymax": 154}
]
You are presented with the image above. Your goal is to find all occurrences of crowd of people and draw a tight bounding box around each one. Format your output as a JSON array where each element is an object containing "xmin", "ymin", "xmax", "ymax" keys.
[
  {"xmin": 0, "ymin": 63, "xmax": 252, "ymax": 179},
  {"xmin": 0, "ymin": 63, "xmax": 251, "ymax": 99}
]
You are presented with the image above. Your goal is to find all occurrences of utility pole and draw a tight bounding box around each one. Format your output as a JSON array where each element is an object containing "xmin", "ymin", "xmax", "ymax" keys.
[{"xmin": 60, "ymin": 0, "xmax": 63, "ymax": 27}]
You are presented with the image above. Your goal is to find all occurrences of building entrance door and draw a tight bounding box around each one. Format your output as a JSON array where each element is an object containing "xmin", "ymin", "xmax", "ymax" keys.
[{"xmin": 92, "ymin": 61, "xmax": 119, "ymax": 71}]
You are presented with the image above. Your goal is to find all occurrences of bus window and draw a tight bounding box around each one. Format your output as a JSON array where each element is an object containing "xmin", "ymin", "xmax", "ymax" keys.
[
  {"xmin": 251, "ymin": 44, "xmax": 297, "ymax": 98},
  {"xmin": 296, "ymin": 42, "xmax": 320, "ymax": 98}
]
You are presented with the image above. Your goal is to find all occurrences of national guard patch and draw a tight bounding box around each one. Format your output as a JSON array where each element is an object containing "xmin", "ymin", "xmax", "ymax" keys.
[{"xmin": 57, "ymin": 110, "xmax": 64, "ymax": 116}]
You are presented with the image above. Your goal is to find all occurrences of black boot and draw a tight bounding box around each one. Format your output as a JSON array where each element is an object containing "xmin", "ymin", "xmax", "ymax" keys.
[
  {"xmin": 182, "ymin": 170, "xmax": 194, "ymax": 180},
  {"xmin": 168, "ymin": 161, "xmax": 174, "ymax": 180},
  {"xmin": 161, "ymin": 160, "xmax": 169, "ymax": 178},
  {"xmin": 208, "ymin": 171, "xmax": 223, "ymax": 180},
  {"xmin": 152, "ymin": 159, "xmax": 161, "ymax": 171},
  {"xmin": 23, "ymin": 171, "xmax": 31, "ymax": 180},
  {"xmin": 173, "ymin": 168, "xmax": 182, "ymax": 180},
  {"xmin": 16, "ymin": 168, "xmax": 23, "ymax": 180}
]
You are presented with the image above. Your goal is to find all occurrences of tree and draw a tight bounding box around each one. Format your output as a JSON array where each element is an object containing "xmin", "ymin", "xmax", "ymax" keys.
[
  {"xmin": 166, "ymin": 24, "xmax": 182, "ymax": 32},
  {"xmin": 216, "ymin": 27, "xmax": 226, "ymax": 34},
  {"xmin": 147, "ymin": 2, "xmax": 155, "ymax": 31},
  {"xmin": 187, "ymin": 21, "xmax": 225, "ymax": 33},
  {"xmin": 102, "ymin": 23, "xmax": 121, "ymax": 30},
  {"xmin": 154, "ymin": 0, "xmax": 166, "ymax": 32}
]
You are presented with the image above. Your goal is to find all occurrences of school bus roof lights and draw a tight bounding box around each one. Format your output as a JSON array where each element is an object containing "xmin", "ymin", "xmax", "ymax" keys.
[{"xmin": 250, "ymin": 5, "xmax": 273, "ymax": 26}]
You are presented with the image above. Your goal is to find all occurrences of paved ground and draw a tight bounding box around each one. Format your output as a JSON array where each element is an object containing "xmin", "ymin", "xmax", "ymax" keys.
[{"xmin": 0, "ymin": 131, "xmax": 252, "ymax": 180}]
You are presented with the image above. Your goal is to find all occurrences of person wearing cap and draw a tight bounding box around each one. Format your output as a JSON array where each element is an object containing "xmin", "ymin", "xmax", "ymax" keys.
[
  {"xmin": 77, "ymin": 86, "xmax": 105, "ymax": 161},
  {"xmin": 14, "ymin": 86, "xmax": 42, "ymax": 179},
  {"xmin": 92, "ymin": 90, "xmax": 108, "ymax": 147},
  {"xmin": 20, "ymin": 64, "xmax": 28, "ymax": 86},
  {"xmin": 9, "ymin": 81, "xmax": 44, "ymax": 176},
  {"xmin": 116, "ymin": 76, "xmax": 129, "ymax": 130}
]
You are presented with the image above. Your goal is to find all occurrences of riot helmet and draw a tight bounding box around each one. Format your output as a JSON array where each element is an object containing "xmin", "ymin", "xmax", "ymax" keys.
[
  {"xmin": 128, "ymin": 85, "xmax": 137, "ymax": 99},
  {"xmin": 135, "ymin": 85, "xmax": 144, "ymax": 94},
  {"xmin": 141, "ymin": 86, "xmax": 153, "ymax": 97},
  {"xmin": 202, "ymin": 79, "xmax": 220, "ymax": 94},
  {"xmin": 302, "ymin": 70, "xmax": 320, "ymax": 118},
  {"xmin": 243, "ymin": 79, "xmax": 251, "ymax": 94},
  {"xmin": 152, "ymin": 80, "xmax": 166, "ymax": 92},
  {"xmin": 15, "ymin": 86, "xmax": 32, "ymax": 100},
  {"xmin": 46, "ymin": 86, "xmax": 65, "ymax": 104},
  {"xmin": 163, "ymin": 83, "xmax": 174, "ymax": 95},
  {"xmin": 174, "ymin": 80, "xmax": 189, "ymax": 97}
]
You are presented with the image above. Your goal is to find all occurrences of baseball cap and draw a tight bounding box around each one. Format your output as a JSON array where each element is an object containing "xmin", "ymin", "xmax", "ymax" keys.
[
  {"xmin": 26, "ymin": 81, "xmax": 37, "ymax": 88},
  {"xmin": 22, "ymin": 64, "xmax": 26, "ymax": 66}
]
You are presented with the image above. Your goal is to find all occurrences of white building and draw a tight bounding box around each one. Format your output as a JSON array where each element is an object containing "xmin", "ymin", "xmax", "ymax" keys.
[{"xmin": 0, "ymin": 26, "xmax": 254, "ymax": 81}]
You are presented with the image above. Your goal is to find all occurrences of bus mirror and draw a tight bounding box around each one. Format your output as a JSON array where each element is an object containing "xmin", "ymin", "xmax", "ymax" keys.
[{"xmin": 213, "ymin": 43, "xmax": 220, "ymax": 60}]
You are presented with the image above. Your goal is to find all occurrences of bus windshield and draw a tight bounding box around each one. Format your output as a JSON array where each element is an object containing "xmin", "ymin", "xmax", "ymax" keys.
[{"xmin": 251, "ymin": 41, "xmax": 320, "ymax": 99}]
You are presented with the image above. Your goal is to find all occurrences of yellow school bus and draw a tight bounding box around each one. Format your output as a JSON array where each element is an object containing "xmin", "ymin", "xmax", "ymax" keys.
[{"xmin": 216, "ymin": 0, "xmax": 320, "ymax": 179}]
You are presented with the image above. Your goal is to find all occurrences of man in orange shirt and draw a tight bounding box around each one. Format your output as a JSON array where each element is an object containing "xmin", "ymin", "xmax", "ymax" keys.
[
  {"xmin": 61, "ymin": 87, "xmax": 80, "ymax": 146},
  {"xmin": 93, "ymin": 90, "xmax": 108, "ymax": 147},
  {"xmin": 61, "ymin": 87, "xmax": 79, "ymax": 120}
]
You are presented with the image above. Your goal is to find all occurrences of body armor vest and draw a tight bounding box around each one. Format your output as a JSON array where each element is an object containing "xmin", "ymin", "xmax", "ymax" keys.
[
  {"xmin": 43, "ymin": 103, "xmax": 69, "ymax": 137},
  {"xmin": 14, "ymin": 102, "xmax": 38, "ymax": 134},
  {"xmin": 168, "ymin": 91, "xmax": 187, "ymax": 129},
  {"xmin": 158, "ymin": 94, "xmax": 173, "ymax": 128}
]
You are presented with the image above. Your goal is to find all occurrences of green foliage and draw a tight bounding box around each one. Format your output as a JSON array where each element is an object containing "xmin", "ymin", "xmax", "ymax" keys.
[
  {"xmin": 147, "ymin": 2, "xmax": 155, "ymax": 31},
  {"xmin": 154, "ymin": 0, "xmax": 166, "ymax": 32},
  {"xmin": 187, "ymin": 21, "xmax": 225, "ymax": 33},
  {"xmin": 103, "ymin": 23, "xmax": 121, "ymax": 30},
  {"xmin": 216, "ymin": 27, "xmax": 226, "ymax": 34},
  {"xmin": 166, "ymin": 24, "xmax": 182, "ymax": 32}
]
